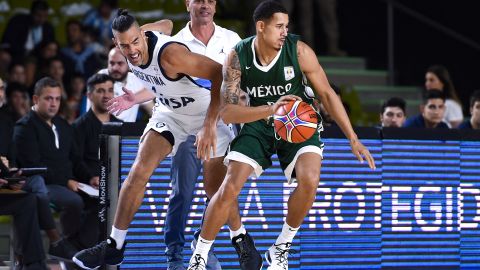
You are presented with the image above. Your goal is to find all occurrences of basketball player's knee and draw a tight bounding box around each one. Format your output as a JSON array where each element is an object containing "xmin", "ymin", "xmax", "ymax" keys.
[
  {"xmin": 297, "ymin": 170, "xmax": 320, "ymax": 191},
  {"xmin": 218, "ymin": 181, "xmax": 240, "ymax": 203},
  {"xmin": 128, "ymin": 165, "xmax": 151, "ymax": 186}
]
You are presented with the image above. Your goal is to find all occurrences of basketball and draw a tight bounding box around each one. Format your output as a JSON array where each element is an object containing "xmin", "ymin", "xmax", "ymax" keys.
[{"xmin": 273, "ymin": 100, "xmax": 318, "ymax": 143}]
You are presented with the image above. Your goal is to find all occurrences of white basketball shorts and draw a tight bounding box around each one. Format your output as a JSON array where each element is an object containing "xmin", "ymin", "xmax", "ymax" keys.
[{"xmin": 141, "ymin": 106, "xmax": 234, "ymax": 158}]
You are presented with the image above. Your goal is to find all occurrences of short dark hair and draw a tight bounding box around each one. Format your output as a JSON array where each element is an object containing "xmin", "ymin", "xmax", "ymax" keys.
[
  {"xmin": 87, "ymin": 73, "xmax": 114, "ymax": 93},
  {"xmin": 470, "ymin": 90, "xmax": 480, "ymax": 108},
  {"xmin": 381, "ymin": 97, "xmax": 406, "ymax": 114},
  {"xmin": 31, "ymin": 0, "xmax": 49, "ymax": 14},
  {"xmin": 253, "ymin": 0, "xmax": 288, "ymax": 23},
  {"xmin": 422, "ymin": 89, "xmax": 446, "ymax": 105},
  {"xmin": 34, "ymin": 77, "xmax": 62, "ymax": 96},
  {"xmin": 112, "ymin": 9, "xmax": 137, "ymax": 33}
]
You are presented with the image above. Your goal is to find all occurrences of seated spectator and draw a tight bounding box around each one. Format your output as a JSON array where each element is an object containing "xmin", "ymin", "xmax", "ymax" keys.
[
  {"xmin": 66, "ymin": 73, "xmax": 86, "ymax": 122},
  {"xmin": 425, "ymin": 65, "xmax": 463, "ymax": 127},
  {"xmin": 83, "ymin": 0, "xmax": 118, "ymax": 48},
  {"xmin": 14, "ymin": 77, "xmax": 100, "ymax": 249},
  {"xmin": 47, "ymin": 57, "xmax": 66, "ymax": 89},
  {"xmin": 459, "ymin": 90, "xmax": 480, "ymax": 130},
  {"xmin": 86, "ymin": 47, "xmax": 152, "ymax": 122},
  {"xmin": 46, "ymin": 57, "xmax": 78, "ymax": 123},
  {"xmin": 73, "ymin": 74, "xmax": 121, "ymax": 181},
  {"xmin": 0, "ymin": 0, "xmax": 55, "ymax": 62},
  {"xmin": 25, "ymin": 40, "xmax": 60, "ymax": 87},
  {"xmin": 380, "ymin": 97, "xmax": 406, "ymax": 128},
  {"xmin": 0, "ymin": 177, "xmax": 47, "ymax": 270},
  {"xmin": 0, "ymin": 83, "xmax": 30, "ymax": 122},
  {"xmin": 404, "ymin": 90, "xmax": 449, "ymax": 129},
  {"xmin": 7, "ymin": 63, "xmax": 28, "ymax": 87},
  {"xmin": 83, "ymin": 26, "xmax": 108, "ymax": 57},
  {"xmin": 1, "ymin": 99, "xmax": 76, "ymax": 263},
  {"xmin": 60, "ymin": 20, "xmax": 104, "ymax": 80}
]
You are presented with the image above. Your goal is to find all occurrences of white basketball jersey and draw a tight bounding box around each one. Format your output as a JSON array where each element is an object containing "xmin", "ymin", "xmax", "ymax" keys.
[{"xmin": 128, "ymin": 31, "xmax": 211, "ymax": 116}]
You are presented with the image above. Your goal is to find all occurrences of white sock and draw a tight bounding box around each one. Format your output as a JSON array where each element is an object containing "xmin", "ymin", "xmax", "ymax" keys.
[
  {"xmin": 275, "ymin": 222, "xmax": 299, "ymax": 246},
  {"xmin": 229, "ymin": 224, "xmax": 246, "ymax": 239},
  {"xmin": 192, "ymin": 236, "xmax": 213, "ymax": 259},
  {"xmin": 110, "ymin": 226, "xmax": 128, "ymax": 250}
]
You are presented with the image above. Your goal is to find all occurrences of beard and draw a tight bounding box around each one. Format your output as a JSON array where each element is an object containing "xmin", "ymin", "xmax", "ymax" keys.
[{"xmin": 109, "ymin": 71, "xmax": 128, "ymax": 82}]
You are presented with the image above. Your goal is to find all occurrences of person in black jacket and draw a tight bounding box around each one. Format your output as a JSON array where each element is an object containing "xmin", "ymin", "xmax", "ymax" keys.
[
  {"xmin": 2, "ymin": 93, "xmax": 76, "ymax": 261},
  {"xmin": 14, "ymin": 77, "xmax": 99, "ymax": 249},
  {"xmin": 1, "ymin": 0, "xmax": 55, "ymax": 62},
  {"xmin": 73, "ymin": 73, "xmax": 121, "ymax": 183}
]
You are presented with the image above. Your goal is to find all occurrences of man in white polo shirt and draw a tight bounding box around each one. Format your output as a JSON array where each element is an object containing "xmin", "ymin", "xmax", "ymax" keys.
[{"xmin": 164, "ymin": 1, "xmax": 261, "ymax": 270}]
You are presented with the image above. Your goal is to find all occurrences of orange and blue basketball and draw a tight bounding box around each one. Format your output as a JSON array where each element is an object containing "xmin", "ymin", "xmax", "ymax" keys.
[{"xmin": 274, "ymin": 100, "xmax": 318, "ymax": 143}]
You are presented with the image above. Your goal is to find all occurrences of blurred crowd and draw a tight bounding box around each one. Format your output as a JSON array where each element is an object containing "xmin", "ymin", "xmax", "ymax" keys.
[
  {"xmin": 375, "ymin": 66, "xmax": 480, "ymax": 130},
  {"xmin": 0, "ymin": 0, "xmax": 118, "ymax": 124}
]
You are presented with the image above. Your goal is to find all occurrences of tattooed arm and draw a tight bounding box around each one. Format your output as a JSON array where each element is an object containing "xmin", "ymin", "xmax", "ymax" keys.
[{"xmin": 220, "ymin": 50, "xmax": 299, "ymax": 124}]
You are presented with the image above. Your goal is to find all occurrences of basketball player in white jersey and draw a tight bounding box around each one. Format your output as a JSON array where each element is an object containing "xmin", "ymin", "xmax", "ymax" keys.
[{"xmin": 73, "ymin": 9, "xmax": 240, "ymax": 270}]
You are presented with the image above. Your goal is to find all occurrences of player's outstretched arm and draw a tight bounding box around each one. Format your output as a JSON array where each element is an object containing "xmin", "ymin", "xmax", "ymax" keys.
[
  {"xmin": 140, "ymin": 19, "xmax": 173, "ymax": 36},
  {"xmin": 220, "ymin": 50, "xmax": 299, "ymax": 124},
  {"xmin": 107, "ymin": 87, "xmax": 155, "ymax": 116},
  {"xmin": 298, "ymin": 41, "xmax": 375, "ymax": 169}
]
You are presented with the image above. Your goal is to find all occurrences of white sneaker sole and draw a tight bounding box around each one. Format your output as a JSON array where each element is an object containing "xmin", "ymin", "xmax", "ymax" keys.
[{"xmin": 72, "ymin": 256, "xmax": 123, "ymax": 270}]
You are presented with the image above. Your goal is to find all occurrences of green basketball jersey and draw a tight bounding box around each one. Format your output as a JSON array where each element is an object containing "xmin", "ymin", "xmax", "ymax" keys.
[{"xmin": 234, "ymin": 34, "xmax": 311, "ymax": 107}]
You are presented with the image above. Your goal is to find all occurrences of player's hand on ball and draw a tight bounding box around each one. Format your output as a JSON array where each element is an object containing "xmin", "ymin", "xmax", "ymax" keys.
[
  {"xmin": 195, "ymin": 123, "xmax": 217, "ymax": 161},
  {"xmin": 269, "ymin": 95, "xmax": 302, "ymax": 115},
  {"xmin": 350, "ymin": 138, "xmax": 376, "ymax": 170},
  {"xmin": 107, "ymin": 87, "xmax": 136, "ymax": 116}
]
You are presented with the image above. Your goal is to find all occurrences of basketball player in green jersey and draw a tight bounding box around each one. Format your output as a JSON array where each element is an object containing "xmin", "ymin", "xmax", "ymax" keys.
[{"xmin": 187, "ymin": 1, "xmax": 376, "ymax": 270}]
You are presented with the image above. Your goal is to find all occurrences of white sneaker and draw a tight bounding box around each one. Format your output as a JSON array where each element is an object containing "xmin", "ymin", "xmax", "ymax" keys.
[
  {"xmin": 187, "ymin": 254, "xmax": 207, "ymax": 270},
  {"xmin": 265, "ymin": 242, "xmax": 293, "ymax": 270}
]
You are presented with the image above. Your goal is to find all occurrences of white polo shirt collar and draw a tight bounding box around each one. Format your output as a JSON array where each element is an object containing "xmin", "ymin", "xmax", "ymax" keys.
[{"xmin": 181, "ymin": 21, "xmax": 224, "ymax": 46}]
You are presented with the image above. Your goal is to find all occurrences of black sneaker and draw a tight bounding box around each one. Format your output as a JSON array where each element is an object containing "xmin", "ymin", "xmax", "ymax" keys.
[
  {"xmin": 187, "ymin": 254, "xmax": 207, "ymax": 270},
  {"xmin": 72, "ymin": 237, "xmax": 125, "ymax": 270},
  {"xmin": 231, "ymin": 233, "xmax": 262, "ymax": 270},
  {"xmin": 49, "ymin": 238, "xmax": 78, "ymax": 262}
]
